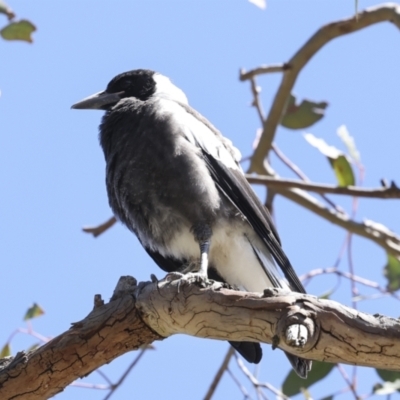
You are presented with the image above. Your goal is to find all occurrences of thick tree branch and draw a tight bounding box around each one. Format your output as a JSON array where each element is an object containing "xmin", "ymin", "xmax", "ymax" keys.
[
  {"xmin": 246, "ymin": 175, "xmax": 400, "ymax": 199},
  {"xmin": 242, "ymin": 3, "xmax": 400, "ymax": 172},
  {"xmin": 2, "ymin": 275, "xmax": 400, "ymax": 400}
]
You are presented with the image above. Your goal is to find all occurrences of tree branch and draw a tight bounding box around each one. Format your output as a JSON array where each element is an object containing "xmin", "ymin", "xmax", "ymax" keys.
[
  {"xmin": 2, "ymin": 275, "xmax": 400, "ymax": 399},
  {"xmin": 82, "ymin": 216, "xmax": 117, "ymax": 237},
  {"xmin": 240, "ymin": 63, "xmax": 291, "ymax": 80},
  {"xmin": 203, "ymin": 347, "xmax": 235, "ymax": 400},
  {"xmin": 279, "ymin": 184, "xmax": 400, "ymax": 257},
  {"xmin": 246, "ymin": 168, "xmax": 400, "ymax": 257},
  {"xmin": 246, "ymin": 175, "xmax": 400, "ymax": 199},
  {"xmin": 244, "ymin": 3, "xmax": 400, "ymax": 173}
]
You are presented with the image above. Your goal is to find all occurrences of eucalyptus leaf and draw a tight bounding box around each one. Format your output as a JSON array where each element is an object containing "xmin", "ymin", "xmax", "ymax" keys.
[
  {"xmin": 304, "ymin": 133, "xmax": 355, "ymax": 187},
  {"xmin": 281, "ymin": 94, "xmax": 328, "ymax": 130},
  {"xmin": 24, "ymin": 303, "xmax": 45, "ymax": 321},
  {"xmin": 1, "ymin": 19, "xmax": 36, "ymax": 42},
  {"xmin": 0, "ymin": 343, "xmax": 11, "ymax": 357},
  {"xmin": 383, "ymin": 253, "xmax": 400, "ymax": 292},
  {"xmin": 282, "ymin": 361, "xmax": 335, "ymax": 397}
]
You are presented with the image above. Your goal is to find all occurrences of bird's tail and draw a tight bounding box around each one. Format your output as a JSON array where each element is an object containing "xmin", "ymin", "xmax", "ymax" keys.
[{"xmin": 285, "ymin": 352, "xmax": 312, "ymax": 378}]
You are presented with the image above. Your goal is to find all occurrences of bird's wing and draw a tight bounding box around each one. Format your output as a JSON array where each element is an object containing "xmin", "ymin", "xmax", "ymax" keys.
[{"xmin": 174, "ymin": 100, "xmax": 306, "ymax": 294}]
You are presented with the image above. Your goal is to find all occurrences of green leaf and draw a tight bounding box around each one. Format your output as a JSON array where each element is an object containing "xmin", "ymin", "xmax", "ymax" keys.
[
  {"xmin": 282, "ymin": 361, "xmax": 335, "ymax": 397},
  {"xmin": 0, "ymin": 0, "xmax": 14, "ymax": 19},
  {"xmin": 24, "ymin": 303, "xmax": 45, "ymax": 321},
  {"xmin": 337, "ymin": 125, "xmax": 361, "ymax": 164},
  {"xmin": 329, "ymin": 155, "xmax": 355, "ymax": 187},
  {"xmin": 0, "ymin": 343, "xmax": 11, "ymax": 357},
  {"xmin": 374, "ymin": 370, "xmax": 400, "ymax": 395},
  {"xmin": 383, "ymin": 253, "xmax": 400, "ymax": 292},
  {"xmin": 281, "ymin": 94, "xmax": 328, "ymax": 130},
  {"xmin": 304, "ymin": 133, "xmax": 355, "ymax": 187},
  {"xmin": 1, "ymin": 19, "xmax": 36, "ymax": 42},
  {"xmin": 376, "ymin": 369, "xmax": 400, "ymax": 382}
]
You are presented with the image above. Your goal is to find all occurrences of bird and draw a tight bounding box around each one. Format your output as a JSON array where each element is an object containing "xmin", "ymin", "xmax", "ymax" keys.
[{"xmin": 72, "ymin": 69, "xmax": 311, "ymax": 378}]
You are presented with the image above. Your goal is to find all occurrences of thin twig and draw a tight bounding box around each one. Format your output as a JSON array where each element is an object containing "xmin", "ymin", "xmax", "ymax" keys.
[
  {"xmin": 102, "ymin": 349, "xmax": 147, "ymax": 400},
  {"xmin": 271, "ymin": 143, "xmax": 343, "ymax": 212},
  {"xmin": 348, "ymin": 233, "xmax": 359, "ymax": 310},
  {"xmin": 240, "ymin": 64, "xmax": 290, "ymax": 81},
  {"xmin": 245, "ymin": 175, "xmax": 400, "ymax": 199},
  {"xmin": 250, "ymin": 77, "xmax": 265, "ymax": 121},
  {"xmin": 82, "ymin": 216, "xmax": 117, "ymax": 238},
  {"xmin": 299, "ymin": 267, "xmax": 400, "ymax": 301},
  {"xmin": 96, "ymin": 368, "xmax": 114, "ymax": 386},
  {"xmin": 336, "ymin": 364, "xmax": 360, "ymax": 400},
  {"xmin": 248, "ymin": 4, "xmax": 400, "ymax": 172},
  {"xmin": 226, "ymin": 368, "xmax": 253, "ymax": 400},
  {"xmin": 203, "ymin": 347, "xmax": 235, "ymax": 400},
  {"xmin": 235, "ymin": 355, "xmax": 289, "ymax": 400},
  {"xmin": 70, "ymin": 382, "xmax": 109, "ymax": 390}
]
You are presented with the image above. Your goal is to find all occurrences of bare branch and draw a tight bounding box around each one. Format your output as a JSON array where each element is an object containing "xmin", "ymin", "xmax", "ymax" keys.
[
  {"xmin": 245, "ymin": 175, "xmax": 400, "ymax": 199},
  {"xmin": 235, "ymin": 356, "xmax": 289, "ymax": 400},
  {"xmin": 248, "ymin": 3, "xmax": 400, "ymax": 172},
  {"xmin": 82, "ymin": 216, "xmax": 117, "ymax": 237},
  {"xmin": 102, "ymin": 349, "xmax": 147, "ymax": 400},
  {"xmin": 240, "ymin": 64, "xmax": 291, "ymax": 81},
  {"xmin": 0, "ymin": 276, "xmax": 162, "ymax": 400},
  {"xmin": 2, "ymin": 275, "xmax": 400, "ymax": 399},
  {"xmin": 203, "ymin": 347, "xmax": 235, "ymax": 400},
  {"xmin": 299, "ymin": 267, "xmax": 400, "ymax": 301},
  {"xmin": 279, "ymin": 184, "xmax": 400, "ymax": 257},
  {"xmin": 271, "ymin": 144, "xmax": 344, "ymax": 212}
]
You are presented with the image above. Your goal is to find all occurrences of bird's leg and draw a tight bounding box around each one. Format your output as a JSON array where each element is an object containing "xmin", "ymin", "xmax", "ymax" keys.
[
  {"xmin": 167, "ymin": 224, "xmax": 212, "ymax": 289},
  {"xmin": 198, "ymin": 240, "xmax": 210, "ymax": 277},
  {"xmin": 191, "ymin": 223, "xmax": 213, "ymax": 280}
]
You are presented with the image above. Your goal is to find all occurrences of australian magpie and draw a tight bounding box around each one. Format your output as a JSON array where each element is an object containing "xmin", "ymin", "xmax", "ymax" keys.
[{"xmin": 72, "ymin": 69, "xmax": 311, "ymax": 378}]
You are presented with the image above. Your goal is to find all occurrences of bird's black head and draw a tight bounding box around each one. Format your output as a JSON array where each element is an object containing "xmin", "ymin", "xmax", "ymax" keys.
[
  {"xmin": 106, "ymin": 69, "xmax": 157, "ymax": 101},
  {"xmin": 71, "ymin": 69, "xmax": 157, "ymax": 111}
]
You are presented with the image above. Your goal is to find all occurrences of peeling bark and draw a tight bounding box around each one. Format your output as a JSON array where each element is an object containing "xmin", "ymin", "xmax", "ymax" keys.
[{"xmin": 1, "ymin": 275, "xmax": 400, "ymax": 400}]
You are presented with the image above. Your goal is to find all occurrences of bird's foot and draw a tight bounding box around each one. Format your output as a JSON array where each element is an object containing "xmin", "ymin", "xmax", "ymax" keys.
[{"xmin": 165, "ymin": 271, "xmax": 210, "ymax": 292}]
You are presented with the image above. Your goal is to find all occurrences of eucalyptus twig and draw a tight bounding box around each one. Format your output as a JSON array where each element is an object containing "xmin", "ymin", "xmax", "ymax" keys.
[
  {"xmin": 226, "ymin": 368, "xmax": 253, "ymax": 400},
  {"xmin": 245, "ymin": 3, "xmax": 400, "ymax": 172},
  {"xmin": 336, "ymin": 364, "xmax": 360, "ymax": 400},
  {"xmin": 299, "ymin": 267, "xmax": 400, "ymax": 301},
  {"xmin": 245, "ymin": 175, "xmax": 400, "ymax": 199},
  {"xmin": 347, "ymin": 233, "xmax": 359, "ymax": 310},
  {"xmin": 102, "ymin": 348, "xmax": 147, "ymax": 400},
  {"xmin": 96, "ymin": 368, "xmax": 113, "ymax": 387},
  {"xmin": 240, "ymin": 64, "xmax": 290, "ymax": 81},
  {"xmin": 250, "ymin": 77, "xmax": 265, "ymax": 122},
  {"xmin": 203, "ymin": 347, "xmax": 235, "ymax": 400},
  {"xmin": 271, "ymin": 143, "xmax": 343, "ymax": 212},
  {"xmin": 235, "ymin": 355, "xmax": 289, "ymax": 400},
  {"xmin": 82, "ymin": 216, "xmax": 117, "ymax": 237}
]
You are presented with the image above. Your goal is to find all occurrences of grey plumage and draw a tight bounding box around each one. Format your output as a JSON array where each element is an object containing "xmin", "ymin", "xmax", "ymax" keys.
[{"xmin": 72, "ymin": 69, "xmax": 311, "ymax": 377}]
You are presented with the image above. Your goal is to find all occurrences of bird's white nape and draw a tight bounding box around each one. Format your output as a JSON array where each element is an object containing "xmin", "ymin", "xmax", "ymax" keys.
[{"xmin": 153, "ymin": 73, "xmax": 189, "ymax": 104}]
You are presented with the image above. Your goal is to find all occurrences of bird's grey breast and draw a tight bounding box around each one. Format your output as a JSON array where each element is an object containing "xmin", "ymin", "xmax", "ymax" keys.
[{"xmin": 99, "ymin": 98, "xmax": 223, "ymax": 250}]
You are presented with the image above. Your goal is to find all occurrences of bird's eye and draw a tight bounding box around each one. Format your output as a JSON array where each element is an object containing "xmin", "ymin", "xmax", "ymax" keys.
[{"xmin": 121, "ymin": 80, "xmax": 132, "ymax": 89}]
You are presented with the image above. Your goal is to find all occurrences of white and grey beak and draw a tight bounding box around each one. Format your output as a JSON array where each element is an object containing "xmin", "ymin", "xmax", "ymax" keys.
[{"xmin": 71, "ymin": 90, "xmax": 125, "ymax": 110}]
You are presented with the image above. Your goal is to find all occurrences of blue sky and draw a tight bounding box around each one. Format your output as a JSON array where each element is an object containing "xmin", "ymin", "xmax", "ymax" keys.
[{"xmin": 1, "ymin": 1, "xmax": 400, "ymax": 399}]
